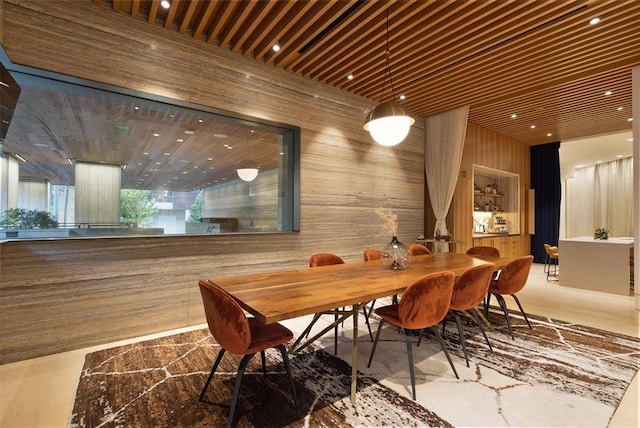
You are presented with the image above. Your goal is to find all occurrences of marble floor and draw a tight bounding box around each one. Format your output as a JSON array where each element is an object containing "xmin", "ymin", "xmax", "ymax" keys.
[{"xmin": 0, "ymin": 263, "xmax": 638, "ymax": 427}]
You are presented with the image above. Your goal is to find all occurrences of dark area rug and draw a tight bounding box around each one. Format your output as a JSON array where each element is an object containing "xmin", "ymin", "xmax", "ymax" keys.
[{"xmin": 69, "ymin": 311, "xmax": 640, "ymax": 427}]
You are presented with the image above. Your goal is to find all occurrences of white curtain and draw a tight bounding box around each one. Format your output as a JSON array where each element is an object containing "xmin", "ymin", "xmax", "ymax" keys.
[
  {"xmin": 424, "ymin": 106, "xmax": 469, "ymax": 252},
  {"xmin": 565, "ymin": 157, "xmax": 634, "ymax": 237}
]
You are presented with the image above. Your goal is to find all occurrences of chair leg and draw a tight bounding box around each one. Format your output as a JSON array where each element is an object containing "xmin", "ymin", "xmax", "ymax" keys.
[
  {"xmin": 199, "ymin": 348, "xmax": 226, "ymax": 401},
  {"xmin": 495, "ymin": 294, "xmax": 514, "ymax": 339},
  {"xmin": 365, "ymin": 299, "xmax": 376, "ymax": 320},
  {"xmin": 334, "ymin": 312, "xmax": 339, "ymax": 355},
  {"xmin": 403, "ymin": 328, "xmax": 417, "ymax": 400},
  {"xmin": 430, "ymin": 326, "xmax": 458, "ymax": 379},
  {"xmin": 544, "ymin": 254, "xmax": 550, "ymax": 273},
  {"xmin": 367, "ymin": 319, "xmax": 386, "ymax": 368},
  {"xmin": 260, "ymin": 350, "xmax": 267, "ymax": 375},
  {"xmin": 361, "ymin": 306, "xmax": 374, "ymax": 341},
  {"xmin": 470, "ymin": 308, "xmax": 493, "ymax": 351},
  {"xmin": 511, "ymin": 294, "xmax": 532, "ymax": 329},
  {"xmin": 227, "ymin": 353, "xmax": 255, "ymax": 428},
  {"xmin": 484, "ymin": 293, "xmax": 492, "ymax": 317},
  {"xmin": 275, "ymin": 344, "xmax": 298, "ymax": 409},
  {"xmin": 452, "ymin": 312, "xmax": 470, "ymax": 367}
]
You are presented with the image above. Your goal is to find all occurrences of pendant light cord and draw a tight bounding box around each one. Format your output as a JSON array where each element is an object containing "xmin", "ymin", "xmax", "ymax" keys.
[{"xmin": 379, "ymin": 8, "xmax": 396, "ymax": 102}]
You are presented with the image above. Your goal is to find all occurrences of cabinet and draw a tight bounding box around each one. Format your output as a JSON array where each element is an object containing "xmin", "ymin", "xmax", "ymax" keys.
[
  {"xmin": 472, "ymin": 235, "xmax": 525, "ymax": 258},
  {"xmin": 472, "ymin": 165, "xmax": 520, "ymax": 235}
]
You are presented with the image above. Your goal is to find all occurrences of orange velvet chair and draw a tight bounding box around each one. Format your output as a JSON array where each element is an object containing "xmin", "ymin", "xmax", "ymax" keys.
[
  {"xmin": 443, "ymin": 263, "xmax": 496, "ymax": 366},
  {"xmin": 465, "ymin": 246, "xmax": 500, "ymax": 257},
  {"xmin": 198, "ymin": 279, "xmax": 297, "ymax": 427},
  {"xmin": 408, "ymin": 243, "xmax": 431, "ymax": 256},
  {"xmin": 484, "ymin": 255, "xmax": 534, "ymax": 339},
  {"xmin": 367, "ymin": 271, "xmax": 458, "ymax": 400},
  {"xmin": 304, "ymin": 253, "xmax": 373, "ymax": 353},
  {"xmin": 543, "ymin": 244, "xmax": 559, "ymax": 281},
  {"xmin": 363, "ymin": 249, "xmax": 382, "ymax": 261}
]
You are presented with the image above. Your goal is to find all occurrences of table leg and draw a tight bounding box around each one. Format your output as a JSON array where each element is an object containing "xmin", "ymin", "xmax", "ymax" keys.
[{"xmin": 350, "ymin": 304, "xmax": 358, "ymax": 404}]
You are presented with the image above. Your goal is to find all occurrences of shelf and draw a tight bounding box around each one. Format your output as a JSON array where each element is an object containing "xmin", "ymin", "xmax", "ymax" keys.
[{"xmin": 474, "ymin": 192, "xmax": 503, "ymax": 198}]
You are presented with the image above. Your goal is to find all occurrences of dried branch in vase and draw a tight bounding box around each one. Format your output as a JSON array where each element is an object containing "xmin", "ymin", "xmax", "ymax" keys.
[{"xmin": 375, "ymin": 207, "xmax": 398, "ymax": 237}]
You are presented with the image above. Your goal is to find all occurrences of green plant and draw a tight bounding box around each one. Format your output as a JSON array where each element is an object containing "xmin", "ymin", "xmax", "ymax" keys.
[
  {"xmin": 188, "ymin": 190, "xmax": 203, "ymax": 222},
  {"xmin": 120, "ymin": 189, "xmax": 159, "ymax": 227},
  {"xmin": 0, "ymin": 208, "xmax": 58, "ymax": 229},
  {"xmin": 594, "ymin": 227, "xmax": 609, "ymax": 240}
]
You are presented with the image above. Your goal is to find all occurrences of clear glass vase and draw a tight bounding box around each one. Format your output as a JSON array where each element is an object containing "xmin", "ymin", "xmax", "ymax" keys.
[{"xmin": 381, "ymin": 236, "xmax": 412, "ymax": 270}]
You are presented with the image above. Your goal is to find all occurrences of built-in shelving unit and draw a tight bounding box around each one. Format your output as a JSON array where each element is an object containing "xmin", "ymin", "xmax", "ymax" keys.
[{"xmin": 472, "ymin": 164, "xmax": 520, "ymax": 236}]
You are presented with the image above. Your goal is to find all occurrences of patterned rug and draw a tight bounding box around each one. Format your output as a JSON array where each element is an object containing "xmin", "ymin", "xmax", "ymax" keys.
[{"xmin": 69, "ymin": 311, "xmax": 640, "ymax": 427}]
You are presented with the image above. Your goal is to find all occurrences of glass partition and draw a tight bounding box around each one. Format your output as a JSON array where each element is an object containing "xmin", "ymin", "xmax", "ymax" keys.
[{"xmin": 0, "ymin": 54, "xmax": 300, "ymax": 239}]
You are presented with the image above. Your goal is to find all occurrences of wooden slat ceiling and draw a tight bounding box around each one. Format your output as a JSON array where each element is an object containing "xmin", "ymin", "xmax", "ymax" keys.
[{"xmin": 93, "ymin": 0, "xmax": 639, "ymax": 146}]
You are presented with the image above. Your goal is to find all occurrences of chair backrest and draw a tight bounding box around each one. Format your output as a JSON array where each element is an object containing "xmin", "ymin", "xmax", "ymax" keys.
[
  {"xmin": 309, "ymin": 253, "xmax": 345, "ymax": 267},
  {"xmin": 363, "ymin": 249, "xmax": 382, "ymax": 261},
  {"xmin": 397, "ymin": 271, "xmax": 455, "ymax": 329},
  {"xmin": 408, "ymin": 243, "xmax": 431, "ymax": 256},
  {"xmin": 466, "ymin": 246, "xmax": 500, "ymax": 257},
  {"xmin": 450, "ymin": 263, "xmax": 496, "ymax": 311},
  {"xmin": 198, "ymin": 279, "xmax": 251, "ymax": 355},
  {"xmin": 544, "ymin": 244, "xmax": 559, "ymax": 258},
  {"xmin": 491, "ymin": 255, "xmax": 534, "ymax": 294}
]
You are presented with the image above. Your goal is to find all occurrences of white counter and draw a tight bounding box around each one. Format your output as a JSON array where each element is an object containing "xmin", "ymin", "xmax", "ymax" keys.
[{"xmin": 559, "ymin": 236, "xmax": 634, "ymax": 295}]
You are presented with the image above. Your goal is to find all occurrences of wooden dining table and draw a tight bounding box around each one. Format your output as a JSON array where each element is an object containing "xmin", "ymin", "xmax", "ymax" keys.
[{"xmin": 206, "ymin": 252, "xmax": 511, "ymax": 403}]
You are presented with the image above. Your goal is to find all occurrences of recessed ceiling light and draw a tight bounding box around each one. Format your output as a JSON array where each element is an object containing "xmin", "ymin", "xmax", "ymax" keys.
[
  {"xmin": 226, "ymin": 146, "xmax": 233, "ymax": 149},
  {"xmin": 160, "ymin": 0, "xmax": 170, "ymax": 9},
  {"xmin": 617, "ymin": 107, "xmax": 624, "ymax": 111},
  {"xmin": 214, "ymin": 133, "xmax": 228, "ymax": 138},
  {"xmin": 153, "ymin": 133, "xmax": 160, "ymax": 137},
  {"xmin": 177, "ymin": 138, "xmax": 184, "ymax": 142},
  {"xmin": 184, "ymin": 129, "xmax": 195, "ymax": 135},
  {"xmin": 169, "ymin": 114, "xmax": 175, "ymax": 118},
  {"xmin": 511, "ymin": 114, "xmax": 517, "ymax": 119},
  {"xmin": 155, "ymin": 162, "xmax": 161, "ymax": 165},
  {"xmin": 628, "ymin": 118, "xmax": 633, "ymax": 122},
  {"xmin": 616, "ymin": 155, "xmax": 623, "ymax": 158},
  {"xmin": 604, "ymin": 90, "xmax": 613, "ymax": 96},
  {"xmin": 589, "ymin": 17, "xmax": 600, "ymax": 25},
  {"xmin": 143, "ymin": 152, "xmax": 149, "ymax": 155},
  {"xmin": 198, "ymin": 119, "xmax": 203, "ymax": 123},
  {"xmin": 628, "ymin": 138, "xmax": 634, "ymax": 142},
  {"xmin": 596, "ymin": 160, "xmax": 602, "ymax": 163},
  {"xmin": 134, "ymin": 106, "xmax": 140, "ymax": 110},
  {"xmin": 399, "ymin": 94, "xmax": 406, "ymax": 100},
  {"xmin": 530, "ymin": 125, "xmax": 536, "ymax": 129},
  {"xmin": 347, "ymin": 74, "xmax": 354, "ymax": 80},
  {"xmin": 207, "ymin": 157, "xmax": 213, "ymax": 161},
  {"xmin": 272, "ymin": 42, "xmax": 280, "ymax": 52},
  {"xmin": 164, "ymin": 152, "xmax": 170, "ymax": 156},
  {"xmin": 547, "ymin": 133, "xmax": 552, "ymax": 137}
]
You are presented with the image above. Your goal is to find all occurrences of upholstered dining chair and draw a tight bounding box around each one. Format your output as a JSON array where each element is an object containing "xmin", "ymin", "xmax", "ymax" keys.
[
  {"xmin": 198, "ymin": 279, "xmax": 298, "ymax": 428},
  {"xmin": 408, "ymin": 243, "xmax": 431, "ymax": 256},
  {"xmin": 363, "ymin": 249, "xmax": 382, "ymax": 261},
  {"xmin": 465, "ymin": 246, "xmax": 500, "ymax": 257},
  {"xmin": 367, "ymin": 271, "xmax": 458, "ymax": 400},
  {"xmin": 443, "ymin": 263, "xmax": 496, "ymax": 366},
  {"xmin": 543, "ymin": 244, "xmax": 559, "ymax": 281},
  {"xmin": 305, "ymin": 253, "xmax": 373, "ymax": 353},
  {"xmin": 484, "ymin": 255, "xmax": 534, "ymax": 340}
]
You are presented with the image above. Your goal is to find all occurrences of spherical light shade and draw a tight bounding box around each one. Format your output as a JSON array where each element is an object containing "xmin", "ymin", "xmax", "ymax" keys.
[
  {"xmin": 236, "ymin": 167, "xmax": 259, "ymax": 182},
  {"xmin": 363, "ymin": 100, "xmax": 415, "ymax": 147}
]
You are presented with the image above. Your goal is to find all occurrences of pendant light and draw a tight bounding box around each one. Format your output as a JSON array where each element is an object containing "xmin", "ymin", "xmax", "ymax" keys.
[
  {"xmin": 363, "ymin": 10, "xmax": 414, "ymax": 147},
  {"xmin": 236, "ymin": 129, "xmax": 258, "ymax": 182}
]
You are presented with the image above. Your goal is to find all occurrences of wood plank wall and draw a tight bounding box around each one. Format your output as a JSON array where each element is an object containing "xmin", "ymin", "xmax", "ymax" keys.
[{"xmin": 0, "ymin": 0, "xmax": 425, "ymax": 363}]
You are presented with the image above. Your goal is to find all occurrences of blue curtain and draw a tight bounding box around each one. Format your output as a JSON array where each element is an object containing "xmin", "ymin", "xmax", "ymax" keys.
[{"xmin": 530, "ymin": 142, "xmax": 561, "ymax": 263}]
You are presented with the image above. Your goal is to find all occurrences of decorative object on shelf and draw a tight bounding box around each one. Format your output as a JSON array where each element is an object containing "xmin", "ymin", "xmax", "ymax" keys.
[
  {"xmin": 594, "ymin": 227, "xmax": 609, "ymax": 240},
  {"xmin": 375, "ymin": 207, "xmax": 411, "ymax": 269},
  {"xmin": 381, "ymin": 236, "xmax": 412, "ymax": 270},
  {"xmin": 363, "ymin": 10, "xmax": 414, "ymax": 147}
]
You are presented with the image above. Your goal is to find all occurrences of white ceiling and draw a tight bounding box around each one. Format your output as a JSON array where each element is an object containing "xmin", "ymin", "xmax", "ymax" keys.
[{"xmin": 559, "ymin": 131, "xmax": 634, "ymax": 175}]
